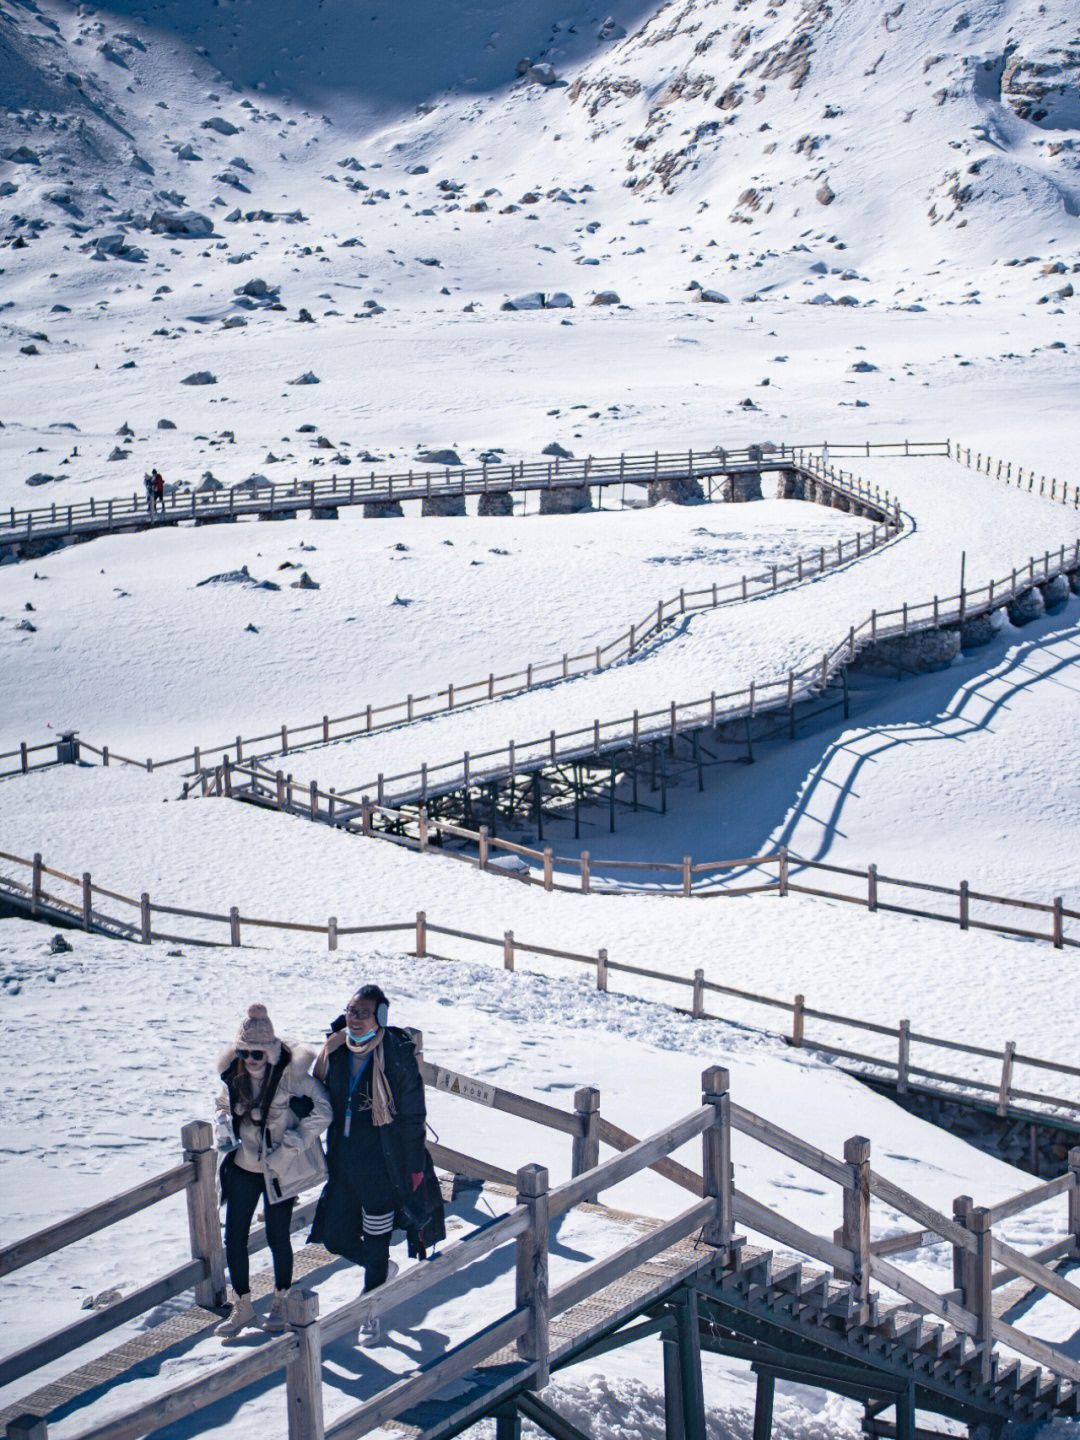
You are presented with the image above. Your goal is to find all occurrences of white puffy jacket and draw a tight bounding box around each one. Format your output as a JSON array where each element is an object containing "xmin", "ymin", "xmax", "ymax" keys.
[{"xmin": 215, "ymin": 1042, "xmax": 332, "ymax": 1203}]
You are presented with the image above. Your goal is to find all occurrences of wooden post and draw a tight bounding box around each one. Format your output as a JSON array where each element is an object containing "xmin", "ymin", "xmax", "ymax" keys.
[
  {"xmin": 952, "ymin": 1195, "xmax": 973, "ymax": 1296},
  {"xmin": 361, "ymin": 796, "xmax": 372, "ymax": 836},
  {"xmin": 842, "ymin": 1136, "xmax": 871, "ymax": 1320},
  {"xmin": 516, "ymin": 1164, "xmax": 550, "ymax": 1389},
  {"xmin": 571, "ymin": 1087, "xmax": 601, "ymax": 1181},
  {"xmin": 959, "ymin": 880, "xmax": 969, "ymax": 930},
  {"xmin": 309, "ymin": 781, "xmax": 318, "ymax": 820},
  {"xmin": 20, "ymin": 741, "xmax": 28, "ymax": 774},
  {"xmin": 181, "ymin": 1120, "xmax": 227, "ymax": 1308},
  {"xmin": 683, "ymin": 856, "xmax": 692, "ymax": 897},
  {"xmin": 751, "ymin": 1374, "xmax": 774, "ymax": 1440},
  {"xmin": 674, "ymin": 1291, "xmax": 706, "ymax": 1440},
  {"xmin": 222, "ymin": 755, "xmax": 232, "ymax": 797},
  {"xmin": 868, "ymin": 863, "xmax": 878, "ymax": 911},
  {"xmin": 504, "ymin": 931, "xmax": 515, "ymax": 971},
  {"xmin": 581, "ymin": 852, "xmax": 590, "ymax": 894},
  {"xmin": 1053, "ymin": 896, "xmax": 1064, "ymax": 949},
  {"xmin": 792, "ymin": 995, "xmax": 804, "ymax": 1046},
  {"xmin": 1068, "ymin": 1149, "xmax": 1080, "ymax": 1255},
  {"xmin": 285, "ymin": 1289, "xmax": 325, "ymax": 1440},
  {"xmin": 997, "ymin": 1041, "xmax": 1015, "ymax": 1116},
  {"xmin": 478, "ymin": 825, "xmax": 489, "ymax": 870},
  {"xmin": 31, "ymin": 851, "xmax": 42, "ymax": 915},
  {"xmin": 141, "ymin": 892, "xmax": 151, "ymax": 943},
  {"xmin": 597, "ymin": 948, "xmax": 608, "ymax": 992},
  {"xmin": 543, "ymin": 847, "xmax": 554, "ymax": 891},
  {"xmin": 701, "ymin": 1067, "xmax": 732, "ymax": 1253},
  {"xmin": 5, "ymin": 1419, "xmax": 48, "ymax": 1440},
  {"xmin": 81, "ymin": 872, "xmax": 92, "ymax": 931},
  {"xmin": 970, "ymin": 1207, "xmax": 993, "ymax": 1382},
  {"xmin": 777, "ymin": 847, "xmax": 788, "ymax": 896},
  {"xmin": 415, "ymin": 910, "xmax": 427, "ymax": 957},
  {"xmin": 418, "ymin": 809, "xmax": 429, "ymax": 851},
  {"xmin": 897, "ymin": 1019, "xmax": 910, "ymax": 1094},
  {"xmin": 230, "ymin": 907, "xmax": 241, "ymax": 946},
  {"xmin": 692, "ymin": 969, "xmax": 705, "ymax": 1019},
  {"xmin": 328, "ymin": 917, "xmax": 338, "ymax": 952}
]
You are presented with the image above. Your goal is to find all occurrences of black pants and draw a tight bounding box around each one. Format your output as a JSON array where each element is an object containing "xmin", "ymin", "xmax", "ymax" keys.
[{"xmin": 224, "ymin": 1163, "xmax": 296, "ymax": 1294}]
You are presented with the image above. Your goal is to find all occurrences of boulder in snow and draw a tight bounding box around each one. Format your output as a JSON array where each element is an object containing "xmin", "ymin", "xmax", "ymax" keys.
[
  {"xmin": 591, "ymin": 291, "xmax": 621, "ymax": 305},
  {"xmin": 288, "ymin": 371, "xmax": 320, "ymax": 385},
  {"xmin": 202, "ymin": 117, "xmax": 240, "ymax": 135},
  {"xmin": 527, "ymin": 63, "xmax": 558, "ymax": 86},
  {"xmin": 502, "ymin": 292, "xmax": 545, "ymax": 311},
  {"xmin": 26, "ymin": 473, "xmax": 58, "ymax": 486},
  {"xmin": 417, "ymin": 449, "xmax": 463, "ymax": 466},
  {"xmin": 698, "ymin": 289, "xmax": 729, "ymax": 303},
  {"xmin": 181, "ymin": 370, "xmax": 217, "ymax": 385},
  {"xmin": 542, "ymin": 442, "xmax": 574, "ymax": 459},
  {"xmin": 150, "ymin": 209, "xmax": 213, "ymax": 237},
  {"xmin": 545, "ymin": 292, "xmax": 574, "ymax": 308}
]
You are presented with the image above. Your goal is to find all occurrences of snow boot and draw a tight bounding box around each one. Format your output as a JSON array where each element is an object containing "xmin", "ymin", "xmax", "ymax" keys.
[
  {"xmin": 263, "ymin": 1289, "xmax": 290, "ymax": 1333},
  {"xmin": 358, "ymin": 1261, "xmax": 398, "ymax": 1347},
  {"xmin": 216, "ymin": 1292, "xmax": 257, "ymax": 1338}
]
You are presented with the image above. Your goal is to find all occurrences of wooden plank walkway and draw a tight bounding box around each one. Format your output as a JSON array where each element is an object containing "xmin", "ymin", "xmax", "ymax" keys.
[{"xmin": 0, "ymin": 448, "xmax": 824, "ymax": 554}]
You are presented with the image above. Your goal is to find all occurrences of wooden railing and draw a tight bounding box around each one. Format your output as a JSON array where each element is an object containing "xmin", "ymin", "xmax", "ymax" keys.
[
  {"xmin": 953, "ymin": 444, "xmax": 1080, "ymax": 510},
  {"xmin": 0, "ymin": 451, "xmax": 904, "ymax": 783},
  {"xmin": 2, "ymin": 847, "xmax": 1078, "ymax": 1127},
  {"xmin": 7, "ymin": 1060, "xmax": 1080, "ymax": 1440},
  {"xmin": 0, "ymin": 1062, "xmax": 731, "ymax": 1440},
  {"xmin": 0, "ymin": 440, "xmax": 934, "ymax": 549}
]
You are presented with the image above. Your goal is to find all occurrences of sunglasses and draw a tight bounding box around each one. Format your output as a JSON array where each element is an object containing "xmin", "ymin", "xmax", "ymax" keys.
[{"xmin": 237, "ymin": 1049, "xmax": 266, "ymax": 1061}]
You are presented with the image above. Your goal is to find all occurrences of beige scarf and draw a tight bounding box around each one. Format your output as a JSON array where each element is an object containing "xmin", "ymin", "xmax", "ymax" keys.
[{"xmin": 315, "ymin": 1028, "xmax": 396, "ymax": 1126}]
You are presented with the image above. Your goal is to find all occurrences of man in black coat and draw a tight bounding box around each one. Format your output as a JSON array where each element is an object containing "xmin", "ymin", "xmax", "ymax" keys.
[{"xmin": 310, "ymin": 985, "xmax": 445, "ymax": 1331}]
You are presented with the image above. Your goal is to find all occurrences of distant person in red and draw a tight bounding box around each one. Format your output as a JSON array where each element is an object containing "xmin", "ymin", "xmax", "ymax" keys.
[{"xmin": 151, "ymin": 467, "xmax": 164, "ymax": 517}]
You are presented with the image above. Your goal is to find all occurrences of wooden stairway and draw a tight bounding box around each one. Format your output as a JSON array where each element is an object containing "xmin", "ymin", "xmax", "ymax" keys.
[{"xmin": 697, "ymin": 1242, "xmax": 1078, "ymax": 1433}]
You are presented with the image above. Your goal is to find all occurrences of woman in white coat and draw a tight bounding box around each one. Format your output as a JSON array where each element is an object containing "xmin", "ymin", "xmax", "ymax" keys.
[{"xmin": 214, "ymin": 1003, "xmax": 331, "ymax": 1338}]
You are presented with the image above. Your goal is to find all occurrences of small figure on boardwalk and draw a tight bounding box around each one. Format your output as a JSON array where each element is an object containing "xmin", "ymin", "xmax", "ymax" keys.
[
  {"xmin": 214, "ymin": 1003, "xmax": 332, "ymax": 1339},
  {"xmin": 310, "ymin": 985, "xmax": 445, "ymax": 1346},
  {"xmin": 151, "ymin": 467, "xmax": 165, "ymax": 517},
  {"xmin": 143, "ymin": 471, "xmax": 155, "ymax": 515}
]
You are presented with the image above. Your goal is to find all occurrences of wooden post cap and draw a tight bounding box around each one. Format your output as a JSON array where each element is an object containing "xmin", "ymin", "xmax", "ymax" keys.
[
  {"xmin": 516, "ymin": 1163, "xmax": 549, "ymax": 1197},
  {"xmin": 701, "ymin": 1066, "xmax": 729, "ymax": 1098},
  {"xmin": 574, "ymin": 1087, "xmax": 600, "ymax": 1113},
  {"xmin": 180, "ymin": 1119, "xmax": 214, "ymax": 1152},
  {"xmin": 970, "ymin": 1206, "xmax": 991, "ymax": 1233},
  {"xmin": 1068, "ymin": 1148, "xmax": 1080, "ymax": 1170},
  {"xmin": 286, "ymin": 1288, "xmax": 319, "ymax": 1327},
  {"xmin": 6, "ymin": 1417, "xmax": 49, "ymax": 1439},
  {"xmin": 843, "ymin": 1136, "xmax": 871, "ymax": 1163}
]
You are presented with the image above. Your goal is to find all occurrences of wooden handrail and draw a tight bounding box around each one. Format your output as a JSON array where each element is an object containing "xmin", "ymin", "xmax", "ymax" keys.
[
  {"xmin": 0, "ymin": 1161, "xmax": 195, "ymax": 1278},
  {"xmin": 985, "ymin": 1171, "xmax": 1077, "ymax": 1226},
  {"xmin": 548, "ymin": 1106, "xmax": 712, "ymax": 1217}
]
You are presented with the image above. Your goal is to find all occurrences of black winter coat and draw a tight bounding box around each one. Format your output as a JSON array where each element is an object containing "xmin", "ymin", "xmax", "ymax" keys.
[{"xmin": 309, "ymin": 1026, "xmax": 445, "ymax": 1260}]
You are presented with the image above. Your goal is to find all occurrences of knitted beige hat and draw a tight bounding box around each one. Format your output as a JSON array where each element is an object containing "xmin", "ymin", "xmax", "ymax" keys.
[{"xmin": 236, "ymin": 1003, "xmax": 279, "ymax": 1061}]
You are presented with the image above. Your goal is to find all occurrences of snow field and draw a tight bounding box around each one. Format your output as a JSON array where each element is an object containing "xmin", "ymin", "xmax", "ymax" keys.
[{"xmin": 0, "ymin": 494, "xmax": 871, "ymax": 758}]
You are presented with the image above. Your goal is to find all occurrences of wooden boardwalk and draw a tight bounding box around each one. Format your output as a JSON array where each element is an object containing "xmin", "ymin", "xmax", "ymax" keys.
[{"xmin": 0, "ymin": 447, "xmax": 822, "ymax": 557}]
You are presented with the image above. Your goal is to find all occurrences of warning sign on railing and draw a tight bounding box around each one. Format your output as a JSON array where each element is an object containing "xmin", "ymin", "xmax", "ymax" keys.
[{"xmin": 435, "ymin": 1067, "xmax": 496, "ymax": 1107}]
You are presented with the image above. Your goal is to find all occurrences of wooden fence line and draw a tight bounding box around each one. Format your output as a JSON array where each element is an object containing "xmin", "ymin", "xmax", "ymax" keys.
[
  {"xmin": 7, "ymin": 1060, "xmax": 1080, "ymax": 1440},
  {"xmin": 1, "ymin": 846, "xmax": 1078, "ymax": 1127},
  {"xmin": 952, "ymin": 444, "xmax": 1080, "ymax": 510},
  {"xmin": 0, "ymin": 449, "xmax": 905, "ymax": 784}
]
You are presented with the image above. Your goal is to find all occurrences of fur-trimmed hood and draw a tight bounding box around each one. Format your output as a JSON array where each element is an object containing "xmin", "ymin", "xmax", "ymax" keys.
[{"xmin": 217, "ymin": 1040, "xmax": 316, "ymax": 1078}]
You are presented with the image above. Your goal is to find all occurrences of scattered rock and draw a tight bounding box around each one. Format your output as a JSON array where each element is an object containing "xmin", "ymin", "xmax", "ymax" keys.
[
  {"xmin": 150, "ymin": 209, "xmax": 214, "ymax": 237},
  {"xmin": 546, "ymin": 292, "xmax": 574, "ymax": 308},
  {"xmin": 542, "ymin": 442, "xmax": 574, "ymax": 458},
  {"xmin": 3, "ymin": 146, "xmax": 40, "ymax": 165},
  {"xmin": 197, "ymin": 473, "xmax": 223, "ymax": 490},
  {"xmin": 288, "ymin": 371, "xmax": 320, "ymax": 385},
  {"xmin": 15, "ymin": 619, "xmax": 36, "ymax": 632},
  {"xmin": 49, "ymin": 933, "xmax": 74, "ymax": 954},
  {"xmin": 181, "ymin": 371, "xmax": 217, "ymax": 385},
  {"xmin": 816, "ymin": 181, "xmax": 835, "ymax": 205},
  {"xmin": 107, "ymin": 446, "xmax": 129, "ymax": 461},
  {"xmin": 502, "ymin": 292, "xmax": 545, "ymax": 311},
  {"xmin": 417, "ymin": 448, "xmax": 463, "ymax": 466},
  {"xmin": 245, "ymin": 622, "xmax": 259, "ymax": 633},
  {"xmin": 591, "ymin": 291, "xmax": 621, "ymax": 305},
  {"xmin": 699, "ymin": 289, "xmax": 729, "ymax": 303},
  {"xmin": 528, "ymin": 63, "xmax": 558, "ymax": 86},
  {"xmin": 202, "ymin": 116, "xmax": 240, "ymax": 135},
  {"xmin": 850, "ymin": 360, "xmax": 878, "ymax": 372},
  {"xmin": 26, "ymin": 473, "xmax": 58, "ymax": 486},
  {"xmin": 291, "ymin": 571, "xmax": 319, "ymax": 589}
]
